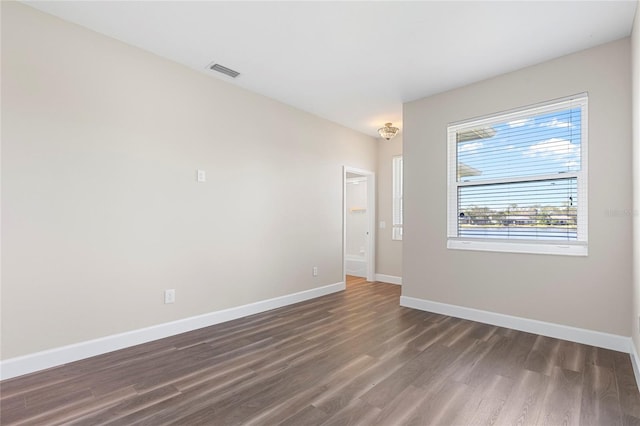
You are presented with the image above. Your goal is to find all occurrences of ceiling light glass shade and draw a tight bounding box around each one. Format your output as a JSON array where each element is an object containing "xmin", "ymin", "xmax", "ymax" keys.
[{"xmin": 378, "ymin": 122, "xmax": 400, "ymax": 140}]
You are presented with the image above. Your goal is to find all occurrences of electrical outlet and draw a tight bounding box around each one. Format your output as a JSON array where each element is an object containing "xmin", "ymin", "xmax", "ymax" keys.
[
  {"xmin": 312, "ymin": 266, "xmax": 318, "ymax": 277},
  {"xmin": 197, "ymin": 169, "xmax": 206, "ymax": 183},
  {"xmin": 164, "ymin": 289, "xmax": 176, "ymax": 304}
]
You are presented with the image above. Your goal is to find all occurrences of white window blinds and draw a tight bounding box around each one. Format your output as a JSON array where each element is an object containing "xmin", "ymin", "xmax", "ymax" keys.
[{"xmin": 447, "ymin": 94, "xmax": 588, "ymax": 256}]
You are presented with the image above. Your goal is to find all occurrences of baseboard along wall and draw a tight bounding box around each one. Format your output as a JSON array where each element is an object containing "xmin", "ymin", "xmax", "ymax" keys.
[
  {"xmin": 631, "ymin": 340, "xmax": 640, "ymax": 394},
  {"xmin": 0, "ymin": 281, "xmax": 345, "ymax": 381},
  {"xmin": 374, "ymin": 274, "xmax": 402, "ymax": 285},
  {"xmin": 400, "ymin": 295, "xmax": 630, "ymax": 353}
]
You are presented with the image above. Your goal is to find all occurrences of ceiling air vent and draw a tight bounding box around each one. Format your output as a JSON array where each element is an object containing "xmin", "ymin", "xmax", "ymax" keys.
[{"xmin": 208, "ymin": 63, "xmax": 240, "ymax": 78}]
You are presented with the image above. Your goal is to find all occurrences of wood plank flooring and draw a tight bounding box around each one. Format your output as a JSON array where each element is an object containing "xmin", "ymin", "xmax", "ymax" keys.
[{"xmin": 2, "ymin": 276, "xmax": 640, "ymax": 425}]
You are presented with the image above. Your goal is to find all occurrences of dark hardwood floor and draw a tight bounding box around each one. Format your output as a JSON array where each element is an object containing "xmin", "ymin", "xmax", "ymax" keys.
[{"xmin": 2, "ymin": 276, "xmax": 640, "ymax": 425}]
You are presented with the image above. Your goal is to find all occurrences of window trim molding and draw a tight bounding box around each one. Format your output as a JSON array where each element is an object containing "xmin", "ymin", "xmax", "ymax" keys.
[
  {"xmin": 392, "ymin": 155, "xmax": 403, "ymax": 241},
  {"xmin": 447, "ymin": 93, "xmax": 589, "ymax": 256},
  {"xmin": 447, "ymin": 239, "xmax": 588, "ymax": 256}
]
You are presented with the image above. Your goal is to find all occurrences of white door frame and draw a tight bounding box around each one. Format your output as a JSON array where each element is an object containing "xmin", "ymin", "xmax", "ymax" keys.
[{"xmin": 343, "ymin": 166, "xmax": 376, "ymax": 282}]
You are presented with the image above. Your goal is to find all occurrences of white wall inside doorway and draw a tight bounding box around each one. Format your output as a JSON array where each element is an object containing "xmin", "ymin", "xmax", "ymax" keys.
[
  {"xmin": 346, "ymin": 176, "xmax": 368, "ymax": 277},
  {"xmin": 343, "ymin": 167, "xmax": 375, "ymax": 282}
]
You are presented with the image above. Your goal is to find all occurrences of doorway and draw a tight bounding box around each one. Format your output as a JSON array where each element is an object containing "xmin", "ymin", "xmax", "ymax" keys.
[{"xmin": 343, "ymin": 167, "xmax": 375, "ymax": 283}]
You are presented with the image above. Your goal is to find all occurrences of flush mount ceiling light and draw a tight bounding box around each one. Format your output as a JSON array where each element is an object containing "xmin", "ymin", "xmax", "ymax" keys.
[{"xmin": 378, "ymin": 122, "xmax": 399, "ymax": 140}]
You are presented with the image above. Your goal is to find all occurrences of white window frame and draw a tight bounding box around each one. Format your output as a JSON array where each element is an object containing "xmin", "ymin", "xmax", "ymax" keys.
[
  {"xmin": 392, "ymin": 156, "xmax": 403, "ymax": 241},
  {"xmin": 447, "ymin": 94, "xmax": 588, "ymax": 256}
]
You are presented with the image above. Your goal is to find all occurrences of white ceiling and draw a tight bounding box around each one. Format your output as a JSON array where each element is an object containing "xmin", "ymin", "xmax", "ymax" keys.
[{"xmin": 25, "ymin": 1, "xmax": 637, "ymax": 138}]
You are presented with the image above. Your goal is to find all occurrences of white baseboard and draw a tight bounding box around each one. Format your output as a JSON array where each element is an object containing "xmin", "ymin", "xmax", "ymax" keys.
[
  {"xmin": 630, "ymin": 340, "xmax": 640, "ymax": 393},
  {"xmin": 400, "ymin": 295, "xmax": 630, "ymax": 353},
  {"xmin": 0, "ymin": 281, "xmax": 345, "ymax": 381},
  {"xmin": 375, "ymin": 274, "xmax": 402, "ymax": 285}
]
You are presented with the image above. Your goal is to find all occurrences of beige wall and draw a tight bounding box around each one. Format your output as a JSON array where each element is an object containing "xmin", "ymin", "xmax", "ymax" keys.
[
  {"xmin": 404, "ymin": 39, "xmax": 632, "ymax": 336},
  {"xmin": 1, "ymin": 3, "xmax": 377, "ymax": 359},
  {"xmin": 632, "ymin": 1, "xmax": 640, "ymax": 354},
  {"xmin": 376, "ymin": 136, "xmax": 403, "ymax": 278}
]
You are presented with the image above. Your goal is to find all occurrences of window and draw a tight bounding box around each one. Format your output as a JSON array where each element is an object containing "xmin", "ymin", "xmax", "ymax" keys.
[
  {"xmin": 392, "ymin": 156, "xmax": 403, "ymax": 240},
  {"xmin": 447, "ymin": 94, "xmax": 588, "ymax": 256}
]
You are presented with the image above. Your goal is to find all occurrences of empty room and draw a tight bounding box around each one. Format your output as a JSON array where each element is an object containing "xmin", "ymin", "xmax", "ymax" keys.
[{"xmin": 3, "ymin": 0, "xmax": 640, "ymax": 424}]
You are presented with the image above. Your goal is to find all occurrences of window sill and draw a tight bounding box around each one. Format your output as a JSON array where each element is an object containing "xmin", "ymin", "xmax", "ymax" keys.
[{"xmin": 447, "ymin": 239, "xmax": 588, "ymax": 256}]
